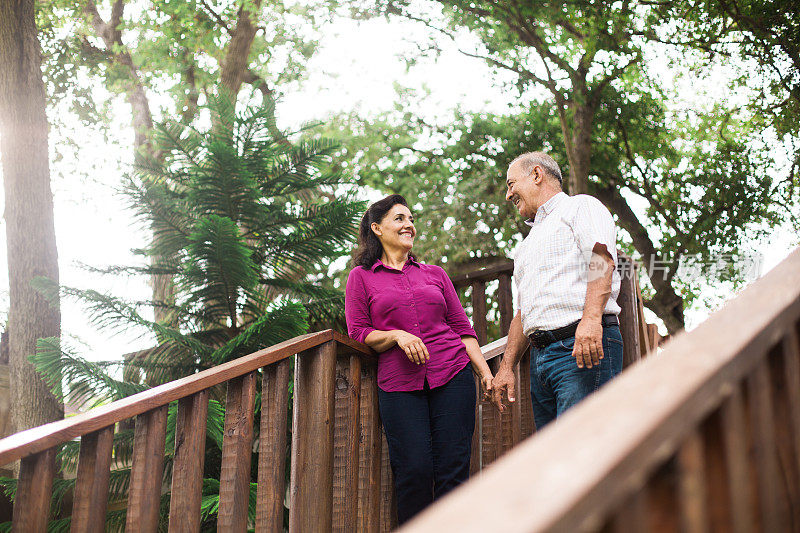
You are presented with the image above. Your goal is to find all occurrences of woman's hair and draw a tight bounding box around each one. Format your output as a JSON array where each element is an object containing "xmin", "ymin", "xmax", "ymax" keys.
[{"xmin": 352, "ymin": 194, "xmax": 415, "ymax": 268}]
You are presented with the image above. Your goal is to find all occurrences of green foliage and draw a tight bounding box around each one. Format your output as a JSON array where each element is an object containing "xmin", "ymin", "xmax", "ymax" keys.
[
  {"xmin": 328, "ymin": 0, "xmax": 797, "ymax": 330},
  {"xmin": 22, "ymin": 98, "xmax": 362, "ymax": 528},
  {"xmin": 650, "ymin": 0, "xmax": 799, "ymax": 143},
  {"xmin": 34, "ymin": 0, "xmax": 324, "ymax": 123},
  {"xmin": 330, "ymin": 93, "xmax": 789, "ymax": 309}
]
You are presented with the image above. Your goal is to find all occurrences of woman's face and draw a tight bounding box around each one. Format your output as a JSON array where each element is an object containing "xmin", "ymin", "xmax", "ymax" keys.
[{"xmin": 371, "ymin": 203, "xmax": 416, "ymax": 253}]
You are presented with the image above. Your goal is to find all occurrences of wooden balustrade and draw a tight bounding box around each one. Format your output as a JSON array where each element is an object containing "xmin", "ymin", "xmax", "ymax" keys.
[
  {"xmin": 0, "ymin": 330, "xmax": 373, "ymax": 532},
  {"xmin": 0, "ymin": 330, "xmax": 524, "ymax": 531},
  {"xmin": 403, "ymin": 247, "xmax": 800, "ymax": 532},
  {"xmin": 449, "ymin": 252, "xmax": 646, "ymax": 471},
  {"xmin": 0, "ymin": 254, "xmax": 653, "ymax": 531}
]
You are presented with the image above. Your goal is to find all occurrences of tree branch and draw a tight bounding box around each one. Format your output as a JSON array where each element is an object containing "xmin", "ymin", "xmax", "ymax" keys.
[
  {"xmin": 83, "ymin": 0, "xmax": 154, "ymax": 152},
  {"xmin": 613, "ymin": 119, "xmax": 684, "ymax": 239},
  {"xmin": 199, "ymin": 0, "xmax": 232, "ymax": 35},
  {"xmin": 589, "ymin": 51, "xmax": 641, "ymax": 108}
]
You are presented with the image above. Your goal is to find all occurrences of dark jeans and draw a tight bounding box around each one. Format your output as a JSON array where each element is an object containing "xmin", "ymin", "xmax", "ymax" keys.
[
  {"xmin": 378, "ymin": 364, "xmax": 476, "ymax": 524},
  {"xmin": 530, "ymin": 325, "xmax": 624, "ymax": 430}
]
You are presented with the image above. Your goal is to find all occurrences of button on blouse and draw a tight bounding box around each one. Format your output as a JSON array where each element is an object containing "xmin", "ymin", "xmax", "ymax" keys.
[{"xmin": 345, "ymin": 258, "xmax": 477, "ymax": 392}]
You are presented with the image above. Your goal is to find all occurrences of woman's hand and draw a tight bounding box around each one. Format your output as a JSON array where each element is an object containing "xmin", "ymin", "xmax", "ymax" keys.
[
  {"xmin": 479, "ymin": 371, "xmax": 494, "ymax": 401},
  {"xmin": 394, "ymin": 330, "xmax": 430, "ymax": 365},
  {"xmin": 462, "ymin": 335, "xmax": 494, "ymax": 401}
]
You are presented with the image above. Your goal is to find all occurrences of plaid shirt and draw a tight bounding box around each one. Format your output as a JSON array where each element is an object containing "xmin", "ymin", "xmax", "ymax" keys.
[{"xmin": 514, "ymin": 192, "xmax": 621, "ymax": 336}]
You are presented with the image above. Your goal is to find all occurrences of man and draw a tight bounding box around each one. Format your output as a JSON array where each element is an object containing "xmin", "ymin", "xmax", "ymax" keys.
[{"xmin": 492, "ymin": 152, "xmax": 624, "ymax": 429}]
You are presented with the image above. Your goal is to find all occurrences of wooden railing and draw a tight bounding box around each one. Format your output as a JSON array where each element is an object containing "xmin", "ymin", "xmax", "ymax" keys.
[
  {"xmin": 450, "ymin": 253, "xmax": 649, "ymax": 472},
  {"xmin": 0, "ymin": 330, "xmax": 521, "ymax": 531},
  {"xmin": 451, "ymin": 261, "xmax": 533, "ymax": 471},
  {"xmin": 0, "ymin": 330, "xmax": 382, "ymax": 531},
  {"xmin": 0, "ymin": 255, "xmax": 654, "ymax": 531},
  {"xmin": 405, "ymin": 247, "xmax": 800, "ymax": 532}
]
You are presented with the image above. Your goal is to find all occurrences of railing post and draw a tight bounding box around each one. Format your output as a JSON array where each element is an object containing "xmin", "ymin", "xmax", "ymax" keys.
[
  {"xmin": 256, "ymin": 357, "xmax": 291, "ymax": 533},
  {"xmin": 357, "ymin": 359, "xmax": 382, "ymax": 532},
  {"xmin": 472, "ymin": 281, "xmax": 500, "ymax": 467},
  {"xmin": 676, "ymin": 429, "xmax": 708, "ymax": 532},
  {"xmin": 289, "ymin": 340, "xmax": 337, "ymax": 532},
  {"xmin": 497, "ymin": 274, "xmax": 521, "ymax": 449},
  {"xmin": 608, "ymin": 489, "xmax": 647, "ymax": 532},
  {"xmin": 769, "ymin": 335, "xmax": 800, "ymax": 527},
  {"xmin": 700, "ymin": 408, "xmax": 733, "ymax": 531},
  {"xmin": 721, "ymin": 386, "xmax": 754, "ymax": 532},
  {"xmin": 169, "ymin": 390, "xmax": 209, "ymax": 533},
  {"xmin": 645, "ymin": 459, "xmax": 679, "ymax": 531},
  {"xmin": 71, "ymin": 426, "xmax": 114, "ymax": 532},
  {"xmin": 332, "ymin": 353, "xmax": 362, "ymax": 532},
  {"xmin": 470, "ymin": 281, "xmax": 488, "ymax": 346},
  {"xmin": 127, "ymin": 405, "xmax": 168, "ymax": 532},
  {"xmin": 12, "ymin": 447, "xmax": 55, "ymax": 532},
  {"xmin": 748, "ymin": 356, "xmax": 786, "ymax": 530},
  {"xmin": 380, "ymin": 431, "xmax": 398, "ymax": 530},
  {"xmin": 218, "ymin": 372, "xmax": 258, "ymax": 532},
  {"xmin": 617, "ymin": 255, "xmax": 640, "ymax": 368}
]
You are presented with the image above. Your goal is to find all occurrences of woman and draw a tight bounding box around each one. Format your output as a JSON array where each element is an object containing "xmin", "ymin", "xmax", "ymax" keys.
[{"xmin": 345, "ymin": 194, "xmax": 493, "ymax": 524}]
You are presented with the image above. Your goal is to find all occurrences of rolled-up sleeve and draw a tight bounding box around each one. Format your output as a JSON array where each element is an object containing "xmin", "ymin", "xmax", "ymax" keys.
[
  {"xmin": 345, "ymin": 268, "xmax": 376, "ymax": 344},
  {"xmin": 439, "ymin": 267, "xmax": 477, "ymax": 339},
  {"xmin": 571, "ymin": 195, "xmax": 618, "ymax": 265}
]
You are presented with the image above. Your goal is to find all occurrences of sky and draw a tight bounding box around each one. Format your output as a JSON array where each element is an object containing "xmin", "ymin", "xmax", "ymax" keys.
[{"xmin": 0, "ymin": 12, "xmax": 797, "ymax": 364}]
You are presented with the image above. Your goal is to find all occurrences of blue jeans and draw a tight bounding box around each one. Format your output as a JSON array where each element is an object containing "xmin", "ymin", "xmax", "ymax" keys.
[
  {"xmin": 530, "ymin": 325, "xmax": 623, "ymax": 430},
  {"xmin": 378, "ymin": 364, "xmax": 476, "ymax": 524}
]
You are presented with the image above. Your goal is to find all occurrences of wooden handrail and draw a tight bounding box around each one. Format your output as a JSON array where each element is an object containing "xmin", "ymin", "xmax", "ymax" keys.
[
  {"xmin": 0, "ymin": 329, "xmax": 372, "ymax": 466},
  {"xmin": 403, "ymin": 247, "xmax": 800, "ymax": 532},
  {"xmin": 450, "ymin": 262, "xmax": 514, "ymax": 287},
  {"xmin": 481, "ymin": 336, "xmax": 509, "ymax": 361}
]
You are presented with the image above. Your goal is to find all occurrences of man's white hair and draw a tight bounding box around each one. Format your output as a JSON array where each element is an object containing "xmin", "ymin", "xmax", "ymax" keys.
[{"xmin": 509, "ymin": 152, "xmax": 563, "ymax": 187}]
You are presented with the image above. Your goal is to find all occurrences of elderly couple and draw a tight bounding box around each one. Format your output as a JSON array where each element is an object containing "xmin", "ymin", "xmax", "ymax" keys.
[{"xmin": 345, "ymin": 151, "xmax": 624, "ymax": 524}]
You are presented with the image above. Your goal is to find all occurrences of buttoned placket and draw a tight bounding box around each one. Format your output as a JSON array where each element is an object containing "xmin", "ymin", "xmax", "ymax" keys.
[
  {"xmin": 402, "ymin": 264, "xmax": 427, "ymax": 388},
  {"xmin": 403, "ymin": 266, "xmax": 422, "ymax": 340}
]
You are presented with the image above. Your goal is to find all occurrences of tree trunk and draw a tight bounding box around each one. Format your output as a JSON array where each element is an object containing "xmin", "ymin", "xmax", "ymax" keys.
[
  {"xmin": 220, "ymin": 2, "xmax": 262, "ymax": 97},
  {"xmin": 0, "ymin": 0, "xmax": 64, "ymax": 432},
  {"xmin": 566, "ymin": 106, "xmax": 592, "ymax": 195}
]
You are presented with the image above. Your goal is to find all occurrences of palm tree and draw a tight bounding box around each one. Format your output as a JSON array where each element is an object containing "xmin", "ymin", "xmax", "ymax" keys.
[{"xmin": 0, "ymin": 96, "xmax": 364, "ymax": 530}]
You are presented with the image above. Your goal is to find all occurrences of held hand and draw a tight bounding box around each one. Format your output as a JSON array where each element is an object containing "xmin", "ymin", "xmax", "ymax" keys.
[
  {"xmin": 479, "ymin": 372, "xmax": 493, "ymax": 402},
  {"xmin": 572, "ymin": 318, "xmax": 603, "ymax": 369},
  {"xmin": 491, "ymin": 366, "xmax": 516, "ymax": 413},
  {"xmin": 394, "ymin": 330, "xmax": 429, "ymax": 365}
]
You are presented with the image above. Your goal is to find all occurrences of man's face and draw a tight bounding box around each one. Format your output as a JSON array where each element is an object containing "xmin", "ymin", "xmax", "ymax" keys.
[{"xmin": 505, "ymin": 162, "xmax": 540, "ymax": 219}]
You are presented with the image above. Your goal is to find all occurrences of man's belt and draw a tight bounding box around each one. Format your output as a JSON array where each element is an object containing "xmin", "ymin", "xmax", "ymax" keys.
[{"xmin": 529, "ymin": 314, "xmax": 619, "ymax": 350}]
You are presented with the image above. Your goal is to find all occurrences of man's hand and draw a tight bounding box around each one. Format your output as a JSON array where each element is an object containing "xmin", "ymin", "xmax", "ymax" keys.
[
  {"xmin": 572, "ymin": 318, "xmax": 603, "ymax": 369},
  {"xmin": 491, "ymin": 366, "xmax": 516, "ymax": 412},
  {"xmin": 394, "ymin": 330, "xmax": 429, "ymax": 365}
]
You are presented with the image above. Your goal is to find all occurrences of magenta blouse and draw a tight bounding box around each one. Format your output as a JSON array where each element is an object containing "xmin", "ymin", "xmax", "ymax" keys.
[{"xmin": 345, "ymin": 257, "xmax": 477, "ymax": 392}]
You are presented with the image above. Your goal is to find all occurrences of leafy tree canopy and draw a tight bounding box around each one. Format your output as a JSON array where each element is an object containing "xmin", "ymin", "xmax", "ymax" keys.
[
  {"xmin": 36, "ymin": 0, "xmax": 323, "ymax": 126},
  {"xmin": 324, "ymin": 0, "xmax": 798, "ymax": 332}
]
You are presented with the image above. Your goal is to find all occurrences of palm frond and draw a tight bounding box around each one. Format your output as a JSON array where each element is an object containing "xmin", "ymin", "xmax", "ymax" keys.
[
  {"xmin": 32, "ymin": 338, "xmax": 145, "ymax": 407},
  {"xmin": 181, "ymin": 214, "xmax": 258, "ymax": 325},
  {"xmin": 211, "ymin": 301, "xmax": 308, "ymax": 364}
]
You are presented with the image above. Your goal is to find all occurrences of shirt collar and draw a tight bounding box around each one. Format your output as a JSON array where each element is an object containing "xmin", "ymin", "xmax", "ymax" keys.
[
  {"xmin": 370, "ymin": 256, "xmax": 419, "ymax": 272},
  {"xmin": 525, "ymin": 192, "xmax": 568, "ymax": 227}
]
